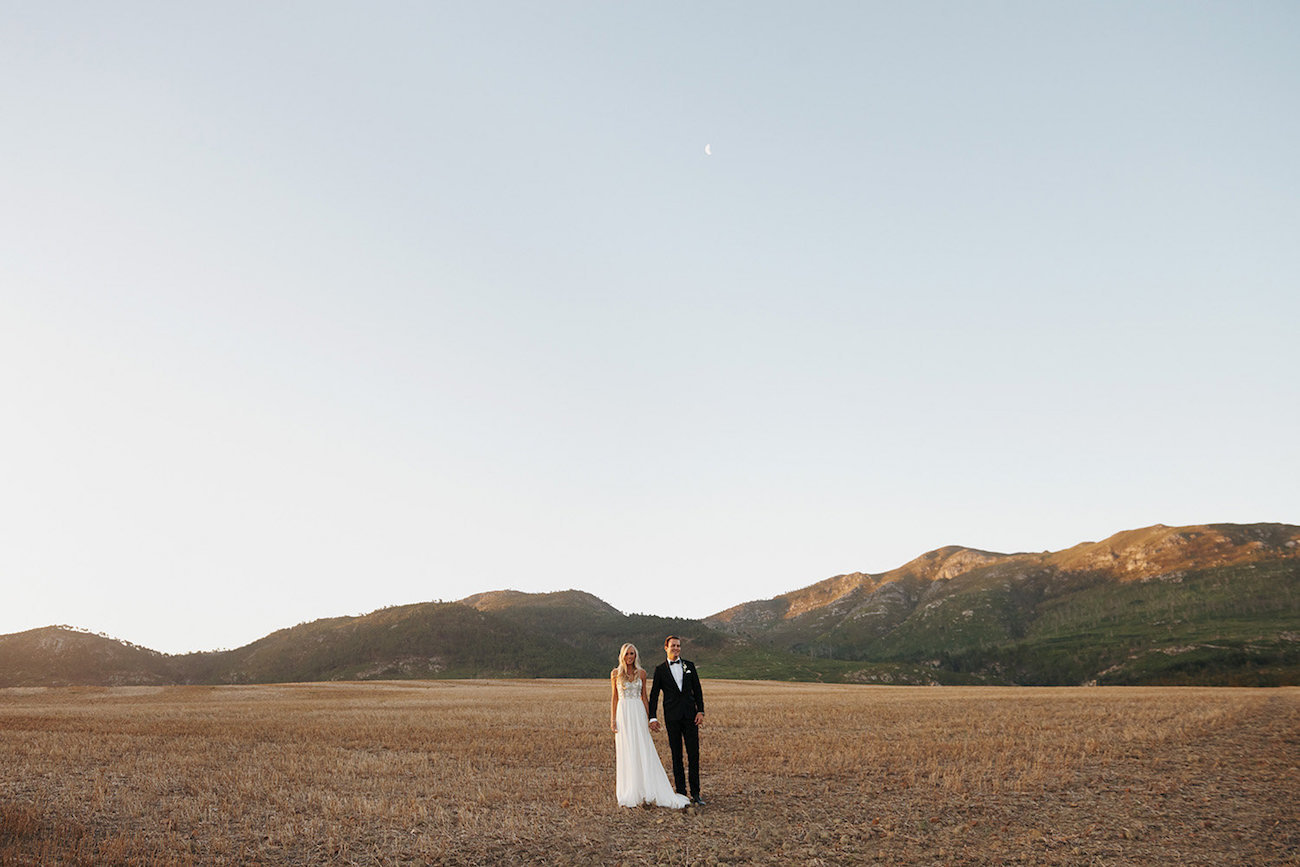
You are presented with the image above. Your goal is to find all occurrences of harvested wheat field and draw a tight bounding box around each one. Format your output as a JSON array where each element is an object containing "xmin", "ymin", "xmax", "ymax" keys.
[{"xmin": 1, "ymin": 681, "xmax": 1296, "ymax": 865}]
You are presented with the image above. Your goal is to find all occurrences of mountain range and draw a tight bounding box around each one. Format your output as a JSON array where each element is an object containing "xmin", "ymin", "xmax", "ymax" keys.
[{"xmin": 3, "ymin": 522, "xmax": 1297, "ymax": 688}]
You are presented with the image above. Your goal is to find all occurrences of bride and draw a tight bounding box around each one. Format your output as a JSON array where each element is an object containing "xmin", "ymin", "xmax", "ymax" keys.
[{"xmin": 610, "ymin": 643, "xmax": 691, "ymax": 809}]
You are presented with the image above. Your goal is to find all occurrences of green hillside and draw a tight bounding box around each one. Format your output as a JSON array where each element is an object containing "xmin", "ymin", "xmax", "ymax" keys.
[
  {"xmin": 180, "ymin": 602, "xmax": 594, "ymax": 683},
  {"xmin": 720, "ymin": 550, "xmax": 1299, "ymax": 686}
]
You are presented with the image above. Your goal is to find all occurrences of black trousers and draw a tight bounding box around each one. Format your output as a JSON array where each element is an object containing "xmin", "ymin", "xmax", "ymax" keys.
[{"xmin": 665, "ymin": 717, "xmax": 700, "ymax": 799}]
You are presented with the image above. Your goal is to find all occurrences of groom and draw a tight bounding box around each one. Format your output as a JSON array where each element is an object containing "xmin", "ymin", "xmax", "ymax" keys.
[{"xmin": 648, "ymin": 635, "xmax": 705, "ymax": 804}]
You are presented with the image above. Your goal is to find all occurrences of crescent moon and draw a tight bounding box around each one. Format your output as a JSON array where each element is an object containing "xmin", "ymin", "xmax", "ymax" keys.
[{"xmin": 704, "ymin": 144, "xmax": 712, "ymax": 156}]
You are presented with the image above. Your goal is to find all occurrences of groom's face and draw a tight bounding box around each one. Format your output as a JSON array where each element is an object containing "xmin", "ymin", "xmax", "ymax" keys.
[{"xmin": 665, "ymin": 638, "xmax": 681, "ymax": 661}]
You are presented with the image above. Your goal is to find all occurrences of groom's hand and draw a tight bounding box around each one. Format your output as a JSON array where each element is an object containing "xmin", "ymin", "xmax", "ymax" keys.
[
  {"xmin": 649, "ymin": 720, "xmax": 660, "ymax": 732},
  {"xmin": 694, "ymin": 712, "xmax": 704, "ymax": 727}
]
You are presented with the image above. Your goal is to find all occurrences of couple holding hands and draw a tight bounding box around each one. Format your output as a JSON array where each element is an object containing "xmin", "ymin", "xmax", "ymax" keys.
[{"xmin": 609, "ymin": 635, "xmax": 705, "ymax": 809}]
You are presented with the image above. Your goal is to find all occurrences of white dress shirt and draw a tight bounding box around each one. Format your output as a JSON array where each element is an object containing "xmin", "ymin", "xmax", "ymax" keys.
[{"xmin": 669, "ymin": 658, "xmax": 685, "ymax": 690}]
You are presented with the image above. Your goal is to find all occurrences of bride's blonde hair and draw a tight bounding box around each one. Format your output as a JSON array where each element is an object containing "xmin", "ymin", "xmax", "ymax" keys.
[{"xmin": 616, "ymin": 643, "xmax": 640, "ymax": 681}]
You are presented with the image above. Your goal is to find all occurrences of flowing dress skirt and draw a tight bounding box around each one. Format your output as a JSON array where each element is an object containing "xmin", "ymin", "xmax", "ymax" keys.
[{"xmin": 614, "ymin": 677, "xmax": 690, "ymax": 808}]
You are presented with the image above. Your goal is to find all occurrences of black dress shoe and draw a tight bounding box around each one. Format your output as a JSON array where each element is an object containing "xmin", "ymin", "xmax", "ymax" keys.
[{"xmin": 691, "ymin": 796, "xmax": 706, "ymax": 806}]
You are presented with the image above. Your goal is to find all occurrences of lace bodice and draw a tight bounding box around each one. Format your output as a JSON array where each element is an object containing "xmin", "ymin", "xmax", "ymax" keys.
[{"xmin": 617, "ymin": 676, "xmax": 643, "ymax": 701}]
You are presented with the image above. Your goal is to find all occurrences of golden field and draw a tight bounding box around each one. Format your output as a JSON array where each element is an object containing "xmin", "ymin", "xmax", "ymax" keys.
[{"xmin": 1, "ymin": 680, "xmax": 1296, "ymax": 865}]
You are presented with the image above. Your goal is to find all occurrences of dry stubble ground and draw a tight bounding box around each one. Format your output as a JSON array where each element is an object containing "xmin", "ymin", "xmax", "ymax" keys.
[{"xmin": 0, "ymin": 680, "xmax": 1296, "ymax": 865}]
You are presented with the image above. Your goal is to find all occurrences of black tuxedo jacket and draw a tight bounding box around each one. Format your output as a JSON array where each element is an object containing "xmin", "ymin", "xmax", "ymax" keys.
[{"xmin": 648, "ymin": 658, "xmax": 704, "ymax": 723}]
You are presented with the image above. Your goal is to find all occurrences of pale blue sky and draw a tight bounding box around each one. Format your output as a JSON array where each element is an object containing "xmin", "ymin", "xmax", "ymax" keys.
[{"xmin": 3, "ymin": 2, "xmax": 1297, "ymax": 654}]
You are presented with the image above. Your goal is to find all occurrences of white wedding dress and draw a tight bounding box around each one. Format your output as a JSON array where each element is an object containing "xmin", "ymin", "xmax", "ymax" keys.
[{"xmin": 614, "ymin": 676, "xmax": 690, "ymax": 808}]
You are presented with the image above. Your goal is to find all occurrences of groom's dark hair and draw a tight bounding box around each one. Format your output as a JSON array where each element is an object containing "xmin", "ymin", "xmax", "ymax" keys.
[{"xmin": 664, "ymin": 635, "xmax": 679, "ymax": 647}]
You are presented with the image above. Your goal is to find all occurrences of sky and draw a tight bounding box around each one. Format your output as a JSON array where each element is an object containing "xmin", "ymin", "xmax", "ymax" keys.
[{"xmin": 2, "ymin": 2, "xmax": 1297, "ymax": 655}]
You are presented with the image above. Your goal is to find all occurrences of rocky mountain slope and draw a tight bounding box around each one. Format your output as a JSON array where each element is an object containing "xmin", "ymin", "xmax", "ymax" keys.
[{"xmin": 705, "ymin": 523, "xmax": 1299, "ymax": 684}]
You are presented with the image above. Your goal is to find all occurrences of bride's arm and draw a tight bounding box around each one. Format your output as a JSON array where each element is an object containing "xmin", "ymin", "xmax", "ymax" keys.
[
  {"xmin": 610, "ymin": 671, "xmax": 619, "ymax": 732},
  {"xmin": 640, "ymin": 669, "xmax": 651, "ymax": 719}
]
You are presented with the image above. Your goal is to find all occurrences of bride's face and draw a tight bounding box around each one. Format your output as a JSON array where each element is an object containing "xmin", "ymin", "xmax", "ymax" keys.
[{"xmin": 622, "ymin": 648, "xmax": 636, "ymax": 667}]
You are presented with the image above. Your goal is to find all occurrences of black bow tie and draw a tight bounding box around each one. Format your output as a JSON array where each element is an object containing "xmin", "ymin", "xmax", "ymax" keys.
[{"xmin": 670, "ymin": 660, "xmax": 682, "ymax": 666}]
